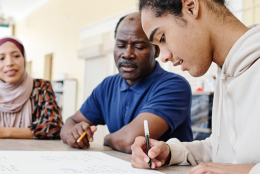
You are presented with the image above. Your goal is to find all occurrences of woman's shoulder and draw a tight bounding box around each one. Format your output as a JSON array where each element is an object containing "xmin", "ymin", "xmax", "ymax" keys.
[{"xmin": 33, "ymin": 79, "xmax": 53, "ymax": 91}]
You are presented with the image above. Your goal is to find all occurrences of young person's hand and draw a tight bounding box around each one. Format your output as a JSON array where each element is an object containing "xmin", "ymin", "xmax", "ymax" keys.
[
  {"xmin": 66, "ymin": 121, "xmax": 97, "ymax": 149},
  {"xmin": 131, "ymin": 136, "xmax": 171, "ymax": 169},
  {"xmin": 187, "ymin": 162, "xmax": 255, "ymax": 174}
]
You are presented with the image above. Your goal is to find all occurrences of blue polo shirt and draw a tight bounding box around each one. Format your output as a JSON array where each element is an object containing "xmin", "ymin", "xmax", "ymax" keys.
[{"xmin": 80, "ymin": 62, "xmax": 193, "ymax": 142}]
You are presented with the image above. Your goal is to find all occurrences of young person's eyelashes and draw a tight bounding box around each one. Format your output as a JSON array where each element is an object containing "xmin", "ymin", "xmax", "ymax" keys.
[{"xmin": 159, "ymin": 34, "xmax": 165, "ymax": 43}]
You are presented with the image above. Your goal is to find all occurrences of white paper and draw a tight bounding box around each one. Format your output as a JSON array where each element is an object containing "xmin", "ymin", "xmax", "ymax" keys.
[{"xmin": 0, "ymin": 151, "xmax": 164, "ymax": 174}]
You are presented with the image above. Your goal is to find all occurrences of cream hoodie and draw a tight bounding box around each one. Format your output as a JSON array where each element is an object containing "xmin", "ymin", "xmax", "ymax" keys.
[{"xmin": 166, "ymin": 25, "xmax": 260, "ymax": 174}]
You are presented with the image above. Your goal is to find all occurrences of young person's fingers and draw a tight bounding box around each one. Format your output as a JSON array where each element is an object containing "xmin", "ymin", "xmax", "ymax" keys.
[
  {"xmin": 148, "ymin": 141, "xmax": 169, "ymax": 159},
  {"xmin": 131, "ymin": 137, "xmax": 149, "ymax": 162},
  {"xmin": 131, "ymin": 157, "xmax": 156, "ymax": 169}
]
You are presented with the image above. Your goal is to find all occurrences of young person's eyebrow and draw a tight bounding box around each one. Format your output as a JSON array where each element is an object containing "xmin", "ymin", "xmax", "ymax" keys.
[{"xmin": 149, "ymin": 27, "xmax": 159, "ymax": 42}]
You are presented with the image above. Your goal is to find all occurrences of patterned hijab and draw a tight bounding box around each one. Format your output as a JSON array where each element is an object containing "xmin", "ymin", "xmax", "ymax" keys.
[{"xmin": 0, "ymin": 36, "xmax": 34, "ymax": 128}]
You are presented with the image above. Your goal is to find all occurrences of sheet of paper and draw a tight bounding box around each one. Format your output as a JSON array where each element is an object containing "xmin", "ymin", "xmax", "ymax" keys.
[{"xmin": 0, "ymin": 151, "xmax": 164, "ymax": 174}]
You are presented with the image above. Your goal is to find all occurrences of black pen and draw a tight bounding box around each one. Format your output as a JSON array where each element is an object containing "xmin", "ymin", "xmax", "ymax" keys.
[{"xmin": 144, "ymin": 120, "xmax": 151, "ymax": 170}]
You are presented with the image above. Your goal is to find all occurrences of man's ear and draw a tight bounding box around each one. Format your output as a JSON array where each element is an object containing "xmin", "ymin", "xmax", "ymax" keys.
[
  {"xmin": 183, "ymin": 0, "xmax": 199, "ymax": 19},
  {"xmin": 154, "ymin": 45, "xmax": 160, "ymax": 58}
]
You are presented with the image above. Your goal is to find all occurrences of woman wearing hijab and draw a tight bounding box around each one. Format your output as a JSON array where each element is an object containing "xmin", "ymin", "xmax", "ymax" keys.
[{"xmin": 0, "ymin": 36, "xmax": 63, "ymax": 139}]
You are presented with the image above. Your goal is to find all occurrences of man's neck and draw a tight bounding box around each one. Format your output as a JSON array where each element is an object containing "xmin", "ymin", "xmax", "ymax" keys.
[{"xmin": 126, "ymin": 61, "xmax": 156, "ymax": 86}]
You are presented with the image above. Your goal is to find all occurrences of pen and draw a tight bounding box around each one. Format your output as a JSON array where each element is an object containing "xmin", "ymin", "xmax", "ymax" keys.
[
  {"xmin": 144, "ymin": 120, "xmax": 151, "ymax": 170},
  {"xmin": 77, "ymin": 132, "xmax": 87, "ymax": 143}
]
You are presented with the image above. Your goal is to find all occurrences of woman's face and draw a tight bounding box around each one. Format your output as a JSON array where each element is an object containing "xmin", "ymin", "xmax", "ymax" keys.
[
  {"xmin": 141, "ymin": 10, "xmax": 213, "ymax": 77},
  {"xmin": 0, "ymin": 42, "xmax": 25, "ymax": 83}
]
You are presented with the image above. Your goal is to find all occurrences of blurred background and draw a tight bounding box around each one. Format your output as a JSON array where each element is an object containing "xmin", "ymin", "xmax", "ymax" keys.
[{"xmin": 0, "ymin": 0, "xmax": 259, "ymax": 143}]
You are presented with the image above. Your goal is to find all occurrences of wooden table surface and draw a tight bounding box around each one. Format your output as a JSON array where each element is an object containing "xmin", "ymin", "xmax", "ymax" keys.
[{"xmin": 0, "ymin": 139, "xmax": 193, "ymax": 174}]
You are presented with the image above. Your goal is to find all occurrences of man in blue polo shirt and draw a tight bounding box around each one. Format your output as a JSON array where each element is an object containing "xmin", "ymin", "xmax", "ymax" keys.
[{"xmin": 61, "ymin": 12, "xmax": 193, "ymax": 153}]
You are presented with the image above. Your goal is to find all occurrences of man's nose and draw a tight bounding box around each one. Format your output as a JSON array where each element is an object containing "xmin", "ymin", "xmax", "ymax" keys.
[
  {"xmin": 122, "ymin": 46, "xmax": 135, "ymax": 59},
  {"xmin": 160, "ymin": 50, "xmax": 173, "ymax": 63}
]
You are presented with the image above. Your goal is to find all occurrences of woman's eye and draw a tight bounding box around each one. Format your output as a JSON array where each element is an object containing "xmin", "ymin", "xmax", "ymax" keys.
[
  {"xmin": 15, "ymin": 55, "xmax": 20, "ymax": 58},
  {"xmin": 0, "ymin": 57, "xmax": 4, "ymax": 61},
  {"xmin": 159, "ymin": 34, "xmax": 165, "ymax": 43}
]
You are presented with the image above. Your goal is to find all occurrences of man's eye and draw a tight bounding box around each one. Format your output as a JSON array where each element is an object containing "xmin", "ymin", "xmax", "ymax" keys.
[
  {"xmin": 136, "ymin": 47, "xmax": 145, "ymax": 50},
  {"xmin": 159, "ymin": 34, "xmax": 165, "ymax": 43},
  {"xmin": 117, "ymin": 45, "xmax": 125, "ymax": 48}
]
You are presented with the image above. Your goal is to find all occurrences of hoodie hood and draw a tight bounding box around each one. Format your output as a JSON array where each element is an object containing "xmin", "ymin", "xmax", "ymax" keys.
[
  {"xmin": 221, "ymin": 24, "xmax": 260, "ymax": 78},
  {"xmin": 215, "ymin": 24, "xmax": 260, "ymax": 156}
]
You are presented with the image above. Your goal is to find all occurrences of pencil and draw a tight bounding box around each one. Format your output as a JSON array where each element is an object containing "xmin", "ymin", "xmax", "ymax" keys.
[{"xmin": 77, "ymin": 132, "xmax": 87, "ymax": 143}]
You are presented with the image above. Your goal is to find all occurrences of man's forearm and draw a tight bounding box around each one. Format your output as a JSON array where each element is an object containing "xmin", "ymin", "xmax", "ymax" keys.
[
  {"xmin": 0, "ymin": 127, "xmax": 33, "ymax": 139},
  {"xmin": 60, "ymin": 117, "xmax": 77, "ymax": 143},
  {"xmin": 104, "ymin": 132, "xmax": 133, "ymax": 153}
]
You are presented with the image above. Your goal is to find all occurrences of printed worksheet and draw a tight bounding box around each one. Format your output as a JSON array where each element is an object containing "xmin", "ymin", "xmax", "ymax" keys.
[{"xmin": 0, "ymin": 151, "xmax": 164, "ymax": 174}]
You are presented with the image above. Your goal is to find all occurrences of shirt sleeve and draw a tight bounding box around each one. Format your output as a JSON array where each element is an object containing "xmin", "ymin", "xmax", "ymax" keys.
[
  {"xmin": 250, "ymin": 164, "xmax": 260, "ymax": 174},
  {"xmin": 167, "ymin": 136, "xmax": 212, "ymax": 165},
  {"xmin": 140, "ymin": 75, "xmax": 192, "ymax": 133},
  {"xmin": 30, "ymin": 80, "xmax": 63, "ymax": 139},
  {"xmin": 79, "ymin": 81, "xmax": 106, "ymax": 125}
]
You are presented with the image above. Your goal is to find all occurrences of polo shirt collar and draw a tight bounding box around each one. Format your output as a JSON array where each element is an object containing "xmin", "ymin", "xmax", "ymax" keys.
[{"xmin": 120, "ymin": 62, "xmax": 164, "ymax": 93}]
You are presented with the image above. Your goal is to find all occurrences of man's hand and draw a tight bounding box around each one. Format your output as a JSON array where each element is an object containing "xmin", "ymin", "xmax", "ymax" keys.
[
  {"xmin": 66, "ymin": 121, "xmax": 97, "ymax": 149},
  {"xmin": 131, "ymin": 136, "xmax": 171, "ymax": 169},
  {"xmin": 187, "ymin": 162, "xmax": 255, "ymax": 174}
]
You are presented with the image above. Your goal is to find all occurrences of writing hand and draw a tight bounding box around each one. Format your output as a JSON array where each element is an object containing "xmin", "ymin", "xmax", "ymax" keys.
[
  {"xmin": 66, "ymin": 122, "xmax": 97, "ymax": 149},
  {"xmin": 131, "ymin": 136, "xmax": 171, "ymax": 169}
]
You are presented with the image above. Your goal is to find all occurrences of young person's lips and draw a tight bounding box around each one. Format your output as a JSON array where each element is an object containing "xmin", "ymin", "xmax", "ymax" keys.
[{"xmin": 173, "ymin": 59, "xmax": 183, "ymax": 67}]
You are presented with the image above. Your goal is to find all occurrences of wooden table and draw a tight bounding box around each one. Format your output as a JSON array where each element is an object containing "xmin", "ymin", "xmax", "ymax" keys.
[{"xmin": 0, "ymin": 139, "xmax": 193, "ymax": 174}]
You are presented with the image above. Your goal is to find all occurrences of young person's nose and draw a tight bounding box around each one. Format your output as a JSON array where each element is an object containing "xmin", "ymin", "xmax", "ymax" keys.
[{"xmin": 160, "ymin": 50, "xmax": 173, "ymax": 63}]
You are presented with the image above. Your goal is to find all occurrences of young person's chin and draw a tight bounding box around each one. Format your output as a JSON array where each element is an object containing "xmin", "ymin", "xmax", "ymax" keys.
[{"xmin": 189, "ymin": 69, "xmax": 207, "ymax": 78}]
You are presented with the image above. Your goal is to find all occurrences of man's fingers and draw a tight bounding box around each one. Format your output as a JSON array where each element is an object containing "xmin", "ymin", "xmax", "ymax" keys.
[
  {"xmin": 90, "ymin": 126, "xmax": 97, "ymax": 133},
  {"xmin": 76, "ymin": 129, "xmax": 89, "ymax": 149},
  {"xmin": 72, "ymin": 131, "xmax": 85, "ymax": 149},
  {"xmin": 81, "ymin": 136, "xmax": 90, "ymax": 148},
  {"xmin": 67, "ymin": 135, "xmax": 80, "ymax": 149},
  {"xmin": 81, "ymin": 124, "xmax": 94, "ymax": 142}
]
